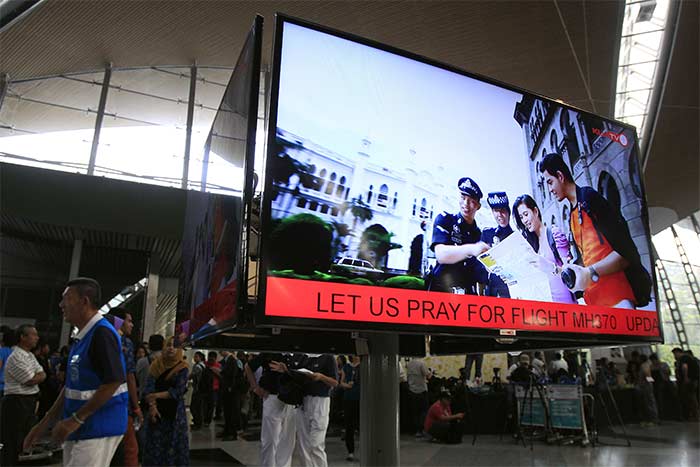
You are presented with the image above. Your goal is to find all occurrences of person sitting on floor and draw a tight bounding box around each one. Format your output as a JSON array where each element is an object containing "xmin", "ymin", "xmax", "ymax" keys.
[{"xmin": 424, "ymin": 391, "xmax": 464, "ymax": 444}]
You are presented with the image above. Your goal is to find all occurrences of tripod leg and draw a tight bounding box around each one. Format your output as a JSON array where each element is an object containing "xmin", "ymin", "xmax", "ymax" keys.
[
  {"xmin": 605, "ymin": 383, "xmax": 631, "ymax": 447},
  {"xmin": 598, "ymin": 392, "xmax": 615, "ymax": 433},
  {"xmin": 528, "ymin": 386, "xmax": 535, "ymax": 451},
  {"xmin": 535, "ymin": 384, "xmax": 552, "ymax": 442},
  {"xmin": 516, "ymin": 390, "xmax": 528, "ymax": 448},
  {"xmin": 465, "ymin": 393, "xmax": 477, "ymax": 446}
]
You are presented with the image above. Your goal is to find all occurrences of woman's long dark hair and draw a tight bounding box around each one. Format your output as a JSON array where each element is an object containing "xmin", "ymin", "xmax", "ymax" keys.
[{"xmin": 512, "ymin": 194, "xmax": 542, "ymax": 253}]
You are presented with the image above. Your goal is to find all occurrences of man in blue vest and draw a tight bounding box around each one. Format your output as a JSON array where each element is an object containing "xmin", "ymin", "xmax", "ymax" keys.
[{"xmin": 24, "ymin": 277, "xmax": 128, "ymax": 467}]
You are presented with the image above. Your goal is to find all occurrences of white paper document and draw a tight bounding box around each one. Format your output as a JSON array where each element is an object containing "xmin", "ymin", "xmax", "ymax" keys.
[{"xmin": 477, "ymin": 232, "xmax": 553, "ymax": 302}]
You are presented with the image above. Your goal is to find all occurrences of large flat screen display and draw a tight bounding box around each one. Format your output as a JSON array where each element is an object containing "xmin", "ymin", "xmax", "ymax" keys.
[
  {"xmin": 258, "ymin": 15, "xmax": 661, "ymax": 343},
  {"xmin": 176, "ymin": 16, "xmax": 262, "ymax": 341}
]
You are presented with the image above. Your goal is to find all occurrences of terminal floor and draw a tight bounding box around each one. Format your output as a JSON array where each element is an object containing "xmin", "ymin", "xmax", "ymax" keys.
[
  {"xmin": 34, "ymin": 419, "xmax": 699, "ymax": 466},
  {"xmin": 190, "ymin": 420, "xmax": 700, "ymax": 467}
]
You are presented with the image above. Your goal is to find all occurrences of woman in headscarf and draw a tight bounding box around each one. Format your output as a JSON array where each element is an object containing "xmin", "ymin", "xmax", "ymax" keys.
[{"xmin": 142, "ymin": 336, "xmax": 190, "ymax": 466}]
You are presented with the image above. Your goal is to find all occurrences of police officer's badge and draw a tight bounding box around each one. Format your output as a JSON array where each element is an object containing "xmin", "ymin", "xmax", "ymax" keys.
[{"xmin": 451, "ymin": 224, "xmax": 462, "ymax": 244}]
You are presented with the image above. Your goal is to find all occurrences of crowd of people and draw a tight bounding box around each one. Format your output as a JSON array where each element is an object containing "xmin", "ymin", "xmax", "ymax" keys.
[
  {"xmin": 400, "ymin": 347, "xmax": 700, "ymax": 444},
  {"xmin": 1, "ymin": 276, "xmax": 698, "ymax": 466},
  {"xmin": 0, "ymin": 277, "xmax": 366, "ymax": 467}
]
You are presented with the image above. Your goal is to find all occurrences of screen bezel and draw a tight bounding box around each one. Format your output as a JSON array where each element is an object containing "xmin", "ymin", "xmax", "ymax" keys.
[
  {"xmin": 177, "ymin": 15, "xmax": 264, "ymax": 343},
  {"xmin": 257, "ymin": 13, "xmax": 662, "ymax": 344},
  {"xmin": 237, "ymin": 14, "xmax": 264, "ymax": 320}
]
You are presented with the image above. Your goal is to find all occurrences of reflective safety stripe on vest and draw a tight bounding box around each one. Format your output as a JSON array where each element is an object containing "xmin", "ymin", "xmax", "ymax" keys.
[{"xmin": 65, "ymin": 382, "xmax": 128, "ymax": 401}]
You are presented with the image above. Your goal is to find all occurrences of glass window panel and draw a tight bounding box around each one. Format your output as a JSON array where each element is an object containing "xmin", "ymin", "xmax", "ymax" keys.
[
  {"xmin": 653, "ymin": 229, "xmax": 682, "ymax": 262},
  {"xmin": 619, "ymin": 115, "xmax": 645, "ymax": 133},
  {"xmin": 187, "ymin": 105, "xmax": 217, "ymax": 191},
  {"xmin": 0, "ymin": 73, "xmax": 102, "ymax": 172},
  {"xmin": 662, "ymin": 322, "xmax": 679, "ymax": 345},
  {"xmin": 94, "ymin": 67, "xmax": 191, "ymax": 187},
  {"xmin": 685, "ymin": 325, "xmax": 700, "ymax": 344},
  {"xmin": 197, "ymin": 67, "xmax": 231, "ymax": 109},
  {"xmin": 674, "ymin": 220, "xmax": 700, "ymax": 266},
  {"xmin": 617, "ymin": 88, "xmax": 652, "ymax": 113},
  {"xmin": 189, "ymin": 67, "xmax": 263, "ymax": 194},
  {"xmin": 622, "ymin": 61, "xmax": 658, "ymax": 86}
]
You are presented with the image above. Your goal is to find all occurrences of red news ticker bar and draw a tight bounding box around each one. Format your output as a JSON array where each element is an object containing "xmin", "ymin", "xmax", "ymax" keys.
[{"xmin": 265, "ymin": 277, "xmax": 660, "ymax": 337}]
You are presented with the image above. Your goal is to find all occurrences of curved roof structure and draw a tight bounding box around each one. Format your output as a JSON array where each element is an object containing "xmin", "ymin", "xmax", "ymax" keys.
[
  {"xmin": 0, "ymin": 0, "xmax": 697, "ymax": 346},
  {"xmin": 1, "ymin": 0, "xmax": 695, "ymax": 221}
]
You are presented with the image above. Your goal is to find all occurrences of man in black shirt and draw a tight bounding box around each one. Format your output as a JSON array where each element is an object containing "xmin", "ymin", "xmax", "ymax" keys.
[
  {"xmin": 672, "ymin": 348, "xmax": 699, "ymax": 421},
  {"xmin": 218, "ymin": 351, "xmax": 241, "ymax": 441},
  {"xmin": 245, "ymin": 353, "xmax": 296, "ymax": 467},
  {"xmin": 294, "ymin": 354, "xmax": 338, "ymax": 467},
  {"xmin": 428, "ymin": 177, "xmax": 489, "ymax": 294}
]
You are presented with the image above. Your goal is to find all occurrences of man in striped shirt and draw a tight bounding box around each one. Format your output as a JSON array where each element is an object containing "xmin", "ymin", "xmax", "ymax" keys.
[{"xmin": 1, "ymin": 324, "xmax": 45, "ymax": 466}]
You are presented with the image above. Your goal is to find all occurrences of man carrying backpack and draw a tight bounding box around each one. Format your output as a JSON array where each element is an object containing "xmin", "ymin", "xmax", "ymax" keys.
[
  {"xmin": 189, "ymin": 352, "xmax": 206, "ymax": 430},
  {"xmin": 245, "ymin": 353, "xmax": 296, "ymax": 467},
  {"xmin": 271, "ymin": 354, "xmax": 338, "ymax": 467},
  {"xmin": 218, "ymin": 351, "xmax": 241, "ymax": 441},
  {"xmin": 540, "ymin": 153, "xmax": 652, "ymax": 308}
]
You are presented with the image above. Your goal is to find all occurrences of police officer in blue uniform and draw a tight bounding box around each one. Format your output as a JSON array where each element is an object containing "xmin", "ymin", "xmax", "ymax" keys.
[
  {"xmin": 480, "ymin": 191, "xmax": 514, "ymax": 298},
  {"xmin": 427, "ymin": 177, "xmax": 489, "ymax": 294}
]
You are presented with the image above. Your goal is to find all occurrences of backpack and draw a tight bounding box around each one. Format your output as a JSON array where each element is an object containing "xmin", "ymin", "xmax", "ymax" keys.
[
  {"xmin": 199, "ymin": 366, "xmax": 215, "ymax": 393},
  {"xmin": 277, "ymin": 371, "xmax": 305, "ymax": 406},
  {"xmin": 576, "ymin": 187, "xmax": 652, "ymax": 307},
  {"xmin": 192, "ymin": 362, "xmax": 205, "ymax": 392},
  {"xmin": 235, "ymin": 363, "xmax": 250, "ymax": 394}
]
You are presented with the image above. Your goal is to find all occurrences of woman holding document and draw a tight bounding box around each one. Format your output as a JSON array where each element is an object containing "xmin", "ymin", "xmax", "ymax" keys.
[{"xmin": 513, "ymin": 194, "xmax": 576, "ymax": 304}]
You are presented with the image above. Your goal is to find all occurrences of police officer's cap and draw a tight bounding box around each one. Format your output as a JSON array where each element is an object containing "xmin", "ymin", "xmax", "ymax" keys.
[
  {"xmin": 457, "ymin": 177, "xmax": 483, "ymax": 201},
  {"xmin": 487, "ymin": 191, "xmax": 509, "ymax": 210}
]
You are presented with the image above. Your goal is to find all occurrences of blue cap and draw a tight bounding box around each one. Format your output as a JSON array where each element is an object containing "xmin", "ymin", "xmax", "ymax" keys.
[
  {"xmin": 457, "ymin": 177, "xmax": 483, "ymax": 200},
  {"xmin": 487, "ymin": 192, "xmax": 509, "ymax": 209}
]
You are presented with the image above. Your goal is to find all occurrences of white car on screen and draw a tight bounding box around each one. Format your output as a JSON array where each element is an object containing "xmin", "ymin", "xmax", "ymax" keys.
[{"xmin": 333, "ymin": 257, "xmax": 384, "ymax": 276}]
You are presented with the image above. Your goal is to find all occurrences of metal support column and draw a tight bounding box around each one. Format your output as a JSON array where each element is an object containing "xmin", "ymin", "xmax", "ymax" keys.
[
  {"xmin": 181, "ymin": 64, "xmax": 197, "ymax": 189},
  {"xmin": 671, "ymin": 225, "xmax": 700, "ymax": 317},
  {"xmin": 200, "ymin": 133, "xmax": 211, "ymax": 191},
  {"xmin": 59, "ymin": 239, "xmax": 83, "ymax": 346},
  {"xmin": 691, "ymin": 214, "xmax": 700, "ymax": 239},
  {"xmin": 87, "ymin": 64, "xmax": 112, "ymax": 175},
  {"xmin": 654, "ymin": 246, "xmax": 688, "ymax": 348},
  {"xmin": 0, "ymin": 73, "xmax": 9, "ymax": 113},
  {"xmin": 360, "ymin": 333, "xmax": 399, "ymax": 466},
  {"xmin": 142, "ymin": 253, "xmax": 160, "ymax": 340}
]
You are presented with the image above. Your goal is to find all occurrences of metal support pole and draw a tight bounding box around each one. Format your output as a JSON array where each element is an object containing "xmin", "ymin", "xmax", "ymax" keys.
[
  {"xmin": 653, "ymin": 246, "xmax": 688, "ymax": 348},
  {"xmin": 691, "ymin": 214, "xmax": 700, "ymax": 239},
  {"xmin": 0, "ymin": 73, "xmax": 9, "ymax": 113},
  {"xmin": 142, "ymin": 253, "xmax": 160, "ymax": 340},
  {"xmin": 671, "ymin": 225, "xmax": 700, "ymax": 318},
  {"xmin": 60, "ymin": 239, "xmax": 83, "ymax": 346},
  {"xmin": 360, "ymin": 332, "xmax": 399, "ymax": 466},
  {"xmin": 200, "ymin": 133, "xmax": 211, "ymax": 191},
  {"xmin": 181, "ymin": 64, "xmax": 197, "ymax": 189},
  {"xmin": 87, "ymin": 64, "xmax": 112, "ymax": 175}
]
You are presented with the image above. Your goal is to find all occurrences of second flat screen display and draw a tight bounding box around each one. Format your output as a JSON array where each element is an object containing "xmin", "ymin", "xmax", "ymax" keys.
[{"xmin": 259, "ymin": 16, "xmax": 660, "ymax": 342}]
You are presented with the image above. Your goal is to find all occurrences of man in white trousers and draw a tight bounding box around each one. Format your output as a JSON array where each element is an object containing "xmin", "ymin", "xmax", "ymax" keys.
[
  {"xmin": 246, "ymin": 353, "xmax": 296, "ymax": 467},
  {"xmin": 293, "ymin": 354, "xmax": 338, "ymax": 467}
]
